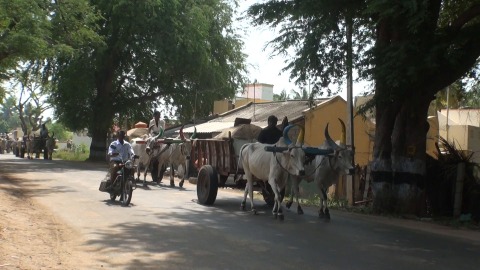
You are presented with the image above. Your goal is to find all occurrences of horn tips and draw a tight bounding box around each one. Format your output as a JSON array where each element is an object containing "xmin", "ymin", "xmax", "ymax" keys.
[{"xmin": 283, "ymin": 125, "xmax": 293, "ymax": 145}]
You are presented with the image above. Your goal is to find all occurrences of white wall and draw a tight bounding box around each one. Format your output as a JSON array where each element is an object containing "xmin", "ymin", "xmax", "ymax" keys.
[{"xmin": 72, "ymin": 133, "xmax": 92, "ymax": 147}]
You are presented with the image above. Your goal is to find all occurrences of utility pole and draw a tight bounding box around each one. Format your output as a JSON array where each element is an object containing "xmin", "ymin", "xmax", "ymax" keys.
[
  {"xmin": 253, "ymin": 79, "xmax": 257, "ymax": 121},
  {"xmin": 346, "ymin": 11, "xmax": 355, "ymax": 206}
]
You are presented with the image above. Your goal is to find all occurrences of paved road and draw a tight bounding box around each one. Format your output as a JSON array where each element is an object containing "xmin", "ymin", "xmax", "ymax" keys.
[{"xmin": 1, "ymin": 154, "xmax": 479, "ymax": 270}]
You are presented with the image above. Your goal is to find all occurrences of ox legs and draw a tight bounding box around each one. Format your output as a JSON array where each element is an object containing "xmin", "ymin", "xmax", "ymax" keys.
[
  {"xmin": 270, "ymin": 181, "xmax": 285, "ymax": 221},
  {"xmin": 318, "ymin": 188, "xmax": 330, "ymax": 220},
  {"xmin": 285, "ymin": 177, "xmax": 304, "ymax": 215},
  {"xmin": 170, "ymin": 164, "xmax": 175, "ymax": 187},
  {"xmin": 241, "ymin": 174, "xmax": 257, "ymax": 214}
]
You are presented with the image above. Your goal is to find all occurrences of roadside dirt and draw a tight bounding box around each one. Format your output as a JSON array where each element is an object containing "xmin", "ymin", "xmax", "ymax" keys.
[{"xmin": 0, "ymin": 175, "xmax": 94, "ymax": 269}]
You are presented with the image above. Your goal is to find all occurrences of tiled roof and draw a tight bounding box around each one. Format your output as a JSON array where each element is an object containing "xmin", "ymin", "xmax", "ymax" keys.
[{"xmin": 183, "ymin": 98, "xmax": 331, "ymax": 134}]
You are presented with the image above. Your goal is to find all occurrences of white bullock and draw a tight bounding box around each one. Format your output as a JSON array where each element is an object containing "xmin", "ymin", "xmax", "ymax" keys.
[
  {"xmin": 286, "ymin": 119, "xmax": 354, "ymax": 220},
  {"xmin": 239, "ymin": 125, "xmax": 306, "ymax": 221},
  {"xmin": 156, "ymin": 126, "xmax": 195, "ymax": 188},
  {"xmin": 131, "ymin": 131, "xmax": 168, "ymax": 186}
]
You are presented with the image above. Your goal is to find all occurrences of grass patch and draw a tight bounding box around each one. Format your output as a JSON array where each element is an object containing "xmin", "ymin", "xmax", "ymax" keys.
[{"xmin": 52, "ymin": 149, "xmax": 90, "ymax": 161}]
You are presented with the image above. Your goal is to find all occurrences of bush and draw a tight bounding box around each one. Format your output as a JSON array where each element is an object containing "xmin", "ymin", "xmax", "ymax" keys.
[{"xmin": 52, "ymin": 148, "xmax": 90, "ymax": 161}]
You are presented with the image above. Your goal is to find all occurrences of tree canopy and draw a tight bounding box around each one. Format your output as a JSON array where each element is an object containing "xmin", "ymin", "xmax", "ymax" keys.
[
  {"xmin": 0, "ymin": 0, "xmax": 101, "ymax": 75},
  {"xmin": 47, "ymin": 0, "xmax": 247, "ymax": 159},
  {"xmin": 248, "ymin": 0, "xmax": 480, "ymax": 214},
  {"xmin": 248, "ymin": 0, "xmax": 480, "ymax": 101}
]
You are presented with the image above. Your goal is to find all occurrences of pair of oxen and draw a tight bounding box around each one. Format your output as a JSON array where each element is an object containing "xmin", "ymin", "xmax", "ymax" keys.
[
  {"xmin": 25, "ymin": 133, "xmax": 56, "ymax": 160},
  {"xmin": 239, "ymin": 120, "xmax": 354, "ymax": 221},
  {"xmin": 131, "ymin": 127, "xmax": 195, "ymax": 188}
]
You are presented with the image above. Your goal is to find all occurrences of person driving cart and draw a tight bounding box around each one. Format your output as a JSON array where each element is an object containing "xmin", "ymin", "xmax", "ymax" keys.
[{"xmin": 107, "ymin": 130, "xmax": 135, "ymax": 187}]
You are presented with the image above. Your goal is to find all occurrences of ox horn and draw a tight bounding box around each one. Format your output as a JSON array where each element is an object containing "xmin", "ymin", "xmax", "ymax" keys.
[
  {"xmin": 324, "ymin": 123, "xmax": 340, "ymax": 150},
  {"xmin": 191, "ymin": 127, "xmax": 197, "ymax": 139},
  {"xmin": 179, "ymin": 125, "xmax": 186, "ymax": 141},
  {"xmin": 338, "ymin": 118, "xmax": 346, "ymax": 145},
  {"xmin": 296, "ymin": 126, "xmax": 305, "ymax": 146},
  {"xmin": 283, "ymin": 124, "xmax": 294, "ymax": 145}
]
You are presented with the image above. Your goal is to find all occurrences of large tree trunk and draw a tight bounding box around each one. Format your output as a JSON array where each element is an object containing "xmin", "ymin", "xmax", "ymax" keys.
[
  {"xmin": 88, "ymin": 95, "xmax": 114, "ymax": 161},
  {"xmin": 371, "ymin": 94, "xmax": 432, "ymax": 215},
  {"xmin": 88, "ymin": 53, "xmax": 117, "ymax": 161}
]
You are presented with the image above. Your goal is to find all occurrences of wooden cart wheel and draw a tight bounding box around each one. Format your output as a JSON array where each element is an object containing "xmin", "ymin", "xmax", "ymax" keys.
[
  {"xmin": 262, "ymin": 183, "xmax": 275, "ymax": 206},
  {"xmin": 197, "ymin": 165, "xmax": 219, "ymax": 205}
]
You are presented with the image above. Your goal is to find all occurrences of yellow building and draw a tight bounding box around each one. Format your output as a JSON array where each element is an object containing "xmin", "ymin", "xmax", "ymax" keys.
[
  {"xmin": 213, "ymin": 82, "xmax": 276, "ymax": 115},
  {"xmin": 303, "ymin": 96, "xmax": 374, "ymax": 167}
]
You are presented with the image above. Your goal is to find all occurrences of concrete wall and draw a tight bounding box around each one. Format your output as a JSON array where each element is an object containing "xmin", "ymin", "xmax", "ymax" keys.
[
  {"xmin": 439, "ymin": 124, "xmax": 480, "ymax": 164},
  {"xmin": 72, "ymin": 133, "xmax": 92, "ymax": 147},
  {"xmin": 213, "ymin": 100, "xmax": 234, "ymax": 115},
  {"xmin": 234, "ymin": 98, "xmax": 272, "ymax": 108},
  {"xmin": 303, "ymin": 96, "xmax": 373, "ymax": 167},
  {"xmin": 242, "ymin": 83, "xmax": 274, "ymax": 101}
]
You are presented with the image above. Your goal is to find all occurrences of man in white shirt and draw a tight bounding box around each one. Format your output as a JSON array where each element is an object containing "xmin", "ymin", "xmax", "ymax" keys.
[
  {"xmin": 149, "ymin": 111, "xmax": 165, "ymax": 136},
  {"xmin": 107, "ymin": 130, "xmax": 135, "ymax": 185}
]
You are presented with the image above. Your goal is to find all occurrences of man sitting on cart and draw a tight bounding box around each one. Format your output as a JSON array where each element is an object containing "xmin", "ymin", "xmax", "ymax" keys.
[
  {"xmin": 257, "ymin": 115, "xmax": 283, "ymax": 144},
  {"xmin": 149, "ymin": 110, "xmax": 165, "ymax": 136}
]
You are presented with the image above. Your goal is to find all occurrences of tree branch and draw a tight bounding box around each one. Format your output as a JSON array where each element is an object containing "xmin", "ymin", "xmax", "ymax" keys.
[{"xmin": 449, "ymin": 4, "xmax": 480, "ymax": 32}]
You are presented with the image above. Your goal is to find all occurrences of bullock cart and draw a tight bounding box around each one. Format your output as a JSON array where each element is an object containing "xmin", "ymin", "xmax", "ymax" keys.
[
  {"xmin": 191, "ymin": 133, "xmax": 333, "ymax": 206},
  {"xmin": 191, "ymin": 134, "xmax": 259, "ymax": 205}
]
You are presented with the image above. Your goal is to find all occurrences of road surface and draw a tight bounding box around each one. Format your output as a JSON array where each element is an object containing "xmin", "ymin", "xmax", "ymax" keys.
[{"xmin": 0, "ymin": 154, "xmax": 479, "ymax": 270}]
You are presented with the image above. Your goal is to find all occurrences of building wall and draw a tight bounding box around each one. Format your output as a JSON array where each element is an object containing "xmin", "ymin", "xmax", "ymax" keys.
[
  {"xmin": 303, "ymin": 97, "xmax": 373, "ymax": 167},
  {"xmin": 72, "ymin": 132, "xmax": 92, "ymax": 147},
  {"xmin": 242, "ymin": 83, "xmax": 274, "ymax": 101},
  {"xmin": 439, "ymin": 124, "xmax": 480, "ymax": 164},
  {"xmin": 234, "ymin": 98, "xmax": 272, "ymax": 108},
  {"xmin": 213, "ymin": 100, "xmax": 234, "ymax": 115}
]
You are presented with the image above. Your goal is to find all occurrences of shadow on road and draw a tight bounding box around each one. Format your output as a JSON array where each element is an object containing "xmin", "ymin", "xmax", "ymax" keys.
[{"xmin": 86, "ymin": 198, "xmax": 322, "ymax": 270}]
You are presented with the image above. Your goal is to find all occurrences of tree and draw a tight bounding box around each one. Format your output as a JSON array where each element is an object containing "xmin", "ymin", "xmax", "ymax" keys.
[
  {"xmin": 290, "ymin": 88, "xmax": 309, "ymax": 100},
  {"xmin": 434, "ymin": 81, "xmax": 466, "ymax": 110},
  {"xmin": 48, "ymin": 121, "xmax": 72, "ymax": 142},
  {"xmin": 50, "ymin": 0, "xmax": 247, "ymax": 160},
  {"xmin": 248, "ymin": 0, "xmax": 480, "ymax": 214},
  {"xmin": 10, "ymin": 66, "xmax": 52, "ymax": 135},
  {"xmin": 463, "ymin": 82, "xmax": 480, "ymax": 108},
  {"xmin": 273, "ymin": 89, "xmax": 290, "ymax": 101},
  {"xmin": 0, "ymin": 96, "xmax": 21, "ymax": 133},
  {"xmin": 0, "ymin": 0, "xmax": 101, "ymax": 83}
]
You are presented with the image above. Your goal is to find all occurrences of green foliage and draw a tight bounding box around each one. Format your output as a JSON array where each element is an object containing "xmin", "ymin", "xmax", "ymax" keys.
[
  {"xmin": 273, "ymin": 89, "xmax": 290, "ymax": 101},
  {"xmin": 53, "ymin": 147, "xmax": 89, "ymax": 161},
  {"xmin": 0, "ymin": 0, "xmax": 102, "ymax": 72},
  {"xmin": 0, "ymin": 96, "xmax": 21, "ymax": 132},
  {"xmin": 290, "ymin": 88, "xmax": 309, "ymax": 100},
  {"xmin": 248, "ymin": 0, "xmax": 371, "ymax": 97},
  {"xmin": 248, "ymin": 0, "xmax": 480, "ymax": 104},
  {"xmin": 48, "ymin": 122, "xmax": 73, "ymax": 141},
  {"xmin": 50, "ymin": 0, "xmax": 247, "ymax": 141},
  {"xmin": 434, "ymin": 81, "xmax": 466, "ymax": 110}
]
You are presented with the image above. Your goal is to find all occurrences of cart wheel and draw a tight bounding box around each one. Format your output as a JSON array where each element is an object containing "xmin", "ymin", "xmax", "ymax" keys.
[
  {"xmin": 262, "ymin": 183, "xmax": 275, "ymax": 206},
  {"xmin": 197, "ymin": 165, "xmax": 218, "ymax": 205}
]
